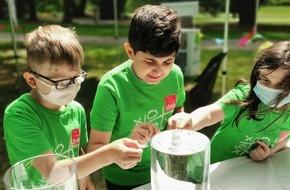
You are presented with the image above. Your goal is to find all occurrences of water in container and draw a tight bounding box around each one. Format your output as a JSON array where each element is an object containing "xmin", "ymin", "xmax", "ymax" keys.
[{"xmin": 151, "ymin": 130, "xmax": 210, "ymax": 190}]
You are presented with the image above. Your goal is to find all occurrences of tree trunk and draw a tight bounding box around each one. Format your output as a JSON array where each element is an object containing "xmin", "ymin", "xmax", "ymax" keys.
[
  {"xmin": 99, "ymin": 0, "xmax": 125, "ymax": 20},
  {"xmin": 72, "ymin": 0, "xmax": 87, "ymax": 17},
  {"xmin": 15, "ymin": 0, "xmax": 25, "ymax": 18},
  {"xmin": 0, "ymin": 0, "xmax": 8, "ymax": 19},
  {"xmin": 26, "ymin": 0, "xmax": 37, "ymax": 21},
  {"xmin": 100, "ymin": 0, "xmax": 114, "ymax": 20},
  {"xmin": 231, "ymin": 0, "xmax": 257, "ymax": 27},
  {"xmin": 62, "ymin": 0, "xmax": 72, "ymax": 23}
]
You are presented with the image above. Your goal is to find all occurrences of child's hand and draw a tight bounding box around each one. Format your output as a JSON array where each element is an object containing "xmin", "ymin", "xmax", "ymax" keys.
[
  {"xmin": 167, "ymin": 112, "xmax": 192, "ymax": 130},
  {"xmin": 130, "ymin": 123, "xmax": 159, "ymax": 145},
  {"xmin": 110, "ymin": 138, "xmax": 144, "ymax": 169},
  {"xmin": 249, "ymin": 140, "xmax": 271, "ymax": 161}
]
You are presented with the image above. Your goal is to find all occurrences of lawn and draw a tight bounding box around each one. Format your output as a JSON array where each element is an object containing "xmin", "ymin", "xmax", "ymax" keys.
[
  {"xmin": 194, "ymin": 6, "xmax": 290, "ymax": 40},
  {"xmin": 194, "ymin": 6, "xmax": 290, "ymax": 25}
]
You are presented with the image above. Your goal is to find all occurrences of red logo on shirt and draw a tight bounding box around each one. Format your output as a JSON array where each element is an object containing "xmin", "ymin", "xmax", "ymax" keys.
[
  {"xmin": 165, "ymin": 94, "xmax": 177, "ymax": 111},
  {"xmin": 71, "ymin": 128, "xmax": 80, "ymax": 146}
]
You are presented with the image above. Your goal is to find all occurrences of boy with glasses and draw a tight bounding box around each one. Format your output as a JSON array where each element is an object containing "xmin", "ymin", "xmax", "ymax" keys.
[{"xmin": 3, "ymin": 25, "xmax": 144, "ymax": 190}]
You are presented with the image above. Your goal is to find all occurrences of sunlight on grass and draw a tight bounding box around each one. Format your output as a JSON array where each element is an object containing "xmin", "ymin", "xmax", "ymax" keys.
[
  {"xmin": 198, "ymin": 49, "xmax": 255, "ymax": 100},
  {"xmin": 83, "ymin": 44, "xmax": 127, "ymax": 79},
  {"xmin": 196, "ymin": 6, "xmax": 290, "ymax": 26},
  {"xmin": 258, "ymin": 6, "xmax": 290, "ymax": 25},
  {"xmin": 195, "ymin": 12, "xmax": 238, "ymax": 25}
]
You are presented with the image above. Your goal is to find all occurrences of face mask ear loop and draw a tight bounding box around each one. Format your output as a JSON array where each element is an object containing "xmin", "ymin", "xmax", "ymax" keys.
[
  {"xmin": 31, "ymin": 75, "xmax": 42, "ymax": 93},
  {"xmin": 34, "ymin": 77, "xmax": 54, "ymax": 95}
]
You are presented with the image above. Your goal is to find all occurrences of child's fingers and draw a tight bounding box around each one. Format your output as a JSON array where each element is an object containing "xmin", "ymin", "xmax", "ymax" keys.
[
  {"xmin": 122, "ymin": 138, "xmax": 144, "ymax": 151},
  {"xmin": 256, "ymin": 140, "xmax": 269, "ymax": 151},
  {"xmin": 167, "ymin": 119, "xmax": 177, "ymax": 129},
  {"xmin": 140, "ymin": 123, "xmax": 158, "ymax": 138},
  {"xmin": 148, "ymin": 124, "xmax": 159, "ymax": 136},
  {"xmin": 176, "ymin": 118, "xmax": 190, "ymax": 129},
  {"xmin": 249, "ymin": 140, "xmax": 271, "ymax": 161}
]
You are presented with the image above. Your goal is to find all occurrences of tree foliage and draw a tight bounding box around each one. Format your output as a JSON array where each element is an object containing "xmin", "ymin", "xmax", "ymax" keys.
[
  {"xmin": 124, "ymin": 0, "xmax": 160, "ymax": 13},
  {"xmin": 267, "ymin": 0, "xmax": 290, "ymax": 5},
  {"xmin": 198, "ymin": 0, "xmax": 224, "ymax": 16},
  {"xmin": 1, "ymin": 0, "xmax": 288, "ymax": 26}
]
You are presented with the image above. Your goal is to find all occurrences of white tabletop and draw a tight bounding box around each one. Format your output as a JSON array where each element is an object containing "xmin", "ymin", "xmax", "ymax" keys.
[
  {"xmin": 210, "ymin": 148, "xmax": 290, "ymax": 190},
  {"xmin": 134, "ymin": 148, "xmax": 290, "ymax": 190}
]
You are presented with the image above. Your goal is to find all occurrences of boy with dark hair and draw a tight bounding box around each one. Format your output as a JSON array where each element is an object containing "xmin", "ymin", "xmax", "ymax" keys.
[{"xmin": 88, "ymin": 4, "xmax": 185, "ymax": 190}]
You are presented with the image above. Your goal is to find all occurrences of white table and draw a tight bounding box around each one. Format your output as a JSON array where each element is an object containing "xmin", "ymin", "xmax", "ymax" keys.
[{"xmin": 134, "ymin": 148, "xmax": 290, "ymax": 190}]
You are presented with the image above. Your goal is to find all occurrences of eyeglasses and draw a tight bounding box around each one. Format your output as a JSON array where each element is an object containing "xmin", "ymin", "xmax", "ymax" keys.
[{"xmin": 30, "ymin": 70, "xmax": 87, "ymax": 89}]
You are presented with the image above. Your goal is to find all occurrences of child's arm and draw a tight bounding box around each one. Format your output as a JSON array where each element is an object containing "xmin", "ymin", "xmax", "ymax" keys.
[
  {"xmin": 33, "ymin": 138, "xmax": 143, "ymax": 181},
  {"xmin": 130, "ymin": 123, "xmax": 159, "ymax": 145},
  {"xmin": 167, "ymin": 103, "xmax": 224, "ymax": 130},
  {"xmin": 270, "ymin": 139, "xmax": 289, "ymax": 155},
  {"xmin": 77, "ymin": 138, "xmax": 143, "ymax": 179},
  {"xmin": 78, "ymin": 148, "xmax": 95, "ymax": 190},
  {"xmin": 249, "ymin": 139, "xmax": 288, "ymax": 161},
  {"xmin": 84, "ymin": 130, "xmax": 143, "ymax": 178}
]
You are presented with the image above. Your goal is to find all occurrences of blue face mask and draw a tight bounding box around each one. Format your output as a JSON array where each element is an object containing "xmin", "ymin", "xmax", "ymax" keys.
[{"xmin": 253, "ymin": 81, "xmax": 290, "ymax": 107}]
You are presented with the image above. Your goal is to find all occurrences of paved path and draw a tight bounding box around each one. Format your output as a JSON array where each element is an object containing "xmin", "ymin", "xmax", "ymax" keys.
[{"xmin": 0, "ymin": 32, "xmax": 267, "ymax": 51}]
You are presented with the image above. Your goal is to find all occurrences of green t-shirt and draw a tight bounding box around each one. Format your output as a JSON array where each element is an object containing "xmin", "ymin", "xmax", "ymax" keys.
[
  {"xmin": 4, "ymin": 93, "xmax": 88, "ymax": 165},
  {"xmin": 211, "ymin": 84, "xmax": 290, "ymax": 163},
  {"xmin": 90, "ymin": 60, "xmax": 185, "ymax": 186}
]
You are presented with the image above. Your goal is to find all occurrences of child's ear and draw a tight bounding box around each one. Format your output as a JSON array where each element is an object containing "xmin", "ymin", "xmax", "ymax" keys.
[
  {"xmin": 23, "ymin": 72, "xmax": 37, "ymax": 88},
  {"xmin": 124, "ymin": 42, "xmax": 134, "ymax": 60}
]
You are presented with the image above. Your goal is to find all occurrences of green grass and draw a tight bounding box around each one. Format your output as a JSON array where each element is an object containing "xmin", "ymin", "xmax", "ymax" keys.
[
  {"xmin": 195, "ymin": 6, "xmax": 290, "ymax": 40},
  {"xmin": 83, "ymin": 44, "xmax": 126, "ymax": 77},
  {"xmin": 258, "ymin": 6, "xmax": 290, "ymax": 24},
  {"xmin": 195, "ymin": 6, "xmax": 290, "ymax": 25},
  {"xmin": 73, "ymin": 23, "xmax": 130, "ymax": 37},
  {"xmin": 0, "ymin": 20, "xmax": 130, "ymax": 37}
]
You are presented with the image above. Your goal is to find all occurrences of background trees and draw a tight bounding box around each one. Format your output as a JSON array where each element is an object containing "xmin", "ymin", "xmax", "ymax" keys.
[{"xmin": 1, "ymin": 0, "xmax": 289, "ymax": 27}]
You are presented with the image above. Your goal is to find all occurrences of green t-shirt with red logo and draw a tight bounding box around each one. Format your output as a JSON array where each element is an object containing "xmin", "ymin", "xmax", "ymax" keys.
[
  {"xmin": 211, "ymin": 84, "xmax": 290, "ymax": 164},
  {"xmin": 90, "ymin": 59, "xmax": 185, "ymax": 186},
  {"xmin": 4, "ymin": 94, "xmax": 88, "ymax": 165}
]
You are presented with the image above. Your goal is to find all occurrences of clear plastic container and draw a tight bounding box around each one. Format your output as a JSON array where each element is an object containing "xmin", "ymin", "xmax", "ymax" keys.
[
  {"xmin": 151, "ymin": 130, "xmax": 210, "ymax": 190},
  {"xmin": 3, "ymin": 154, "xmax": 78, "ymax": 190}
]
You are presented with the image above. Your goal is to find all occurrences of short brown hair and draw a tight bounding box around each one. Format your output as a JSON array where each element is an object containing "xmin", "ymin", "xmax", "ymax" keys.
[{"xmin": 24, "ymin": 25, "xmax": 84, "ymax": 71}]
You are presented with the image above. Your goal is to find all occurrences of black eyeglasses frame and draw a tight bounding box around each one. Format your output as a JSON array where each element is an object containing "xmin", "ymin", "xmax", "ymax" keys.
[{"xmin": 30, "ymin": 70, "xmax": 87, "ymax": 89}]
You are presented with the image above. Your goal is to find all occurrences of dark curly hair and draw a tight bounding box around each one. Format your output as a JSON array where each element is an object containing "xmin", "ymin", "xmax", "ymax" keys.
[{"xmin": 128, "ymin": 4, "xmax": 181, "ymax": 57}]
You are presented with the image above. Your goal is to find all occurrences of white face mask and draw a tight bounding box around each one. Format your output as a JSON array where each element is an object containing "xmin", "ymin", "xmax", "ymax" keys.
[
  {"xmin": 36, "ymin": 79, "xmax": 81, "ymax": 106},
  {"xmin": 253, "ymin": 81, "xmax": 290, "ymax": 107}
]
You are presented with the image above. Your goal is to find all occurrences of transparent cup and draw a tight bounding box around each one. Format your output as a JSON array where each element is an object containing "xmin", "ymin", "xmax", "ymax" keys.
[{"xmin": 3, "ymin": 154, "xmax": 78, "ymax": 190}]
